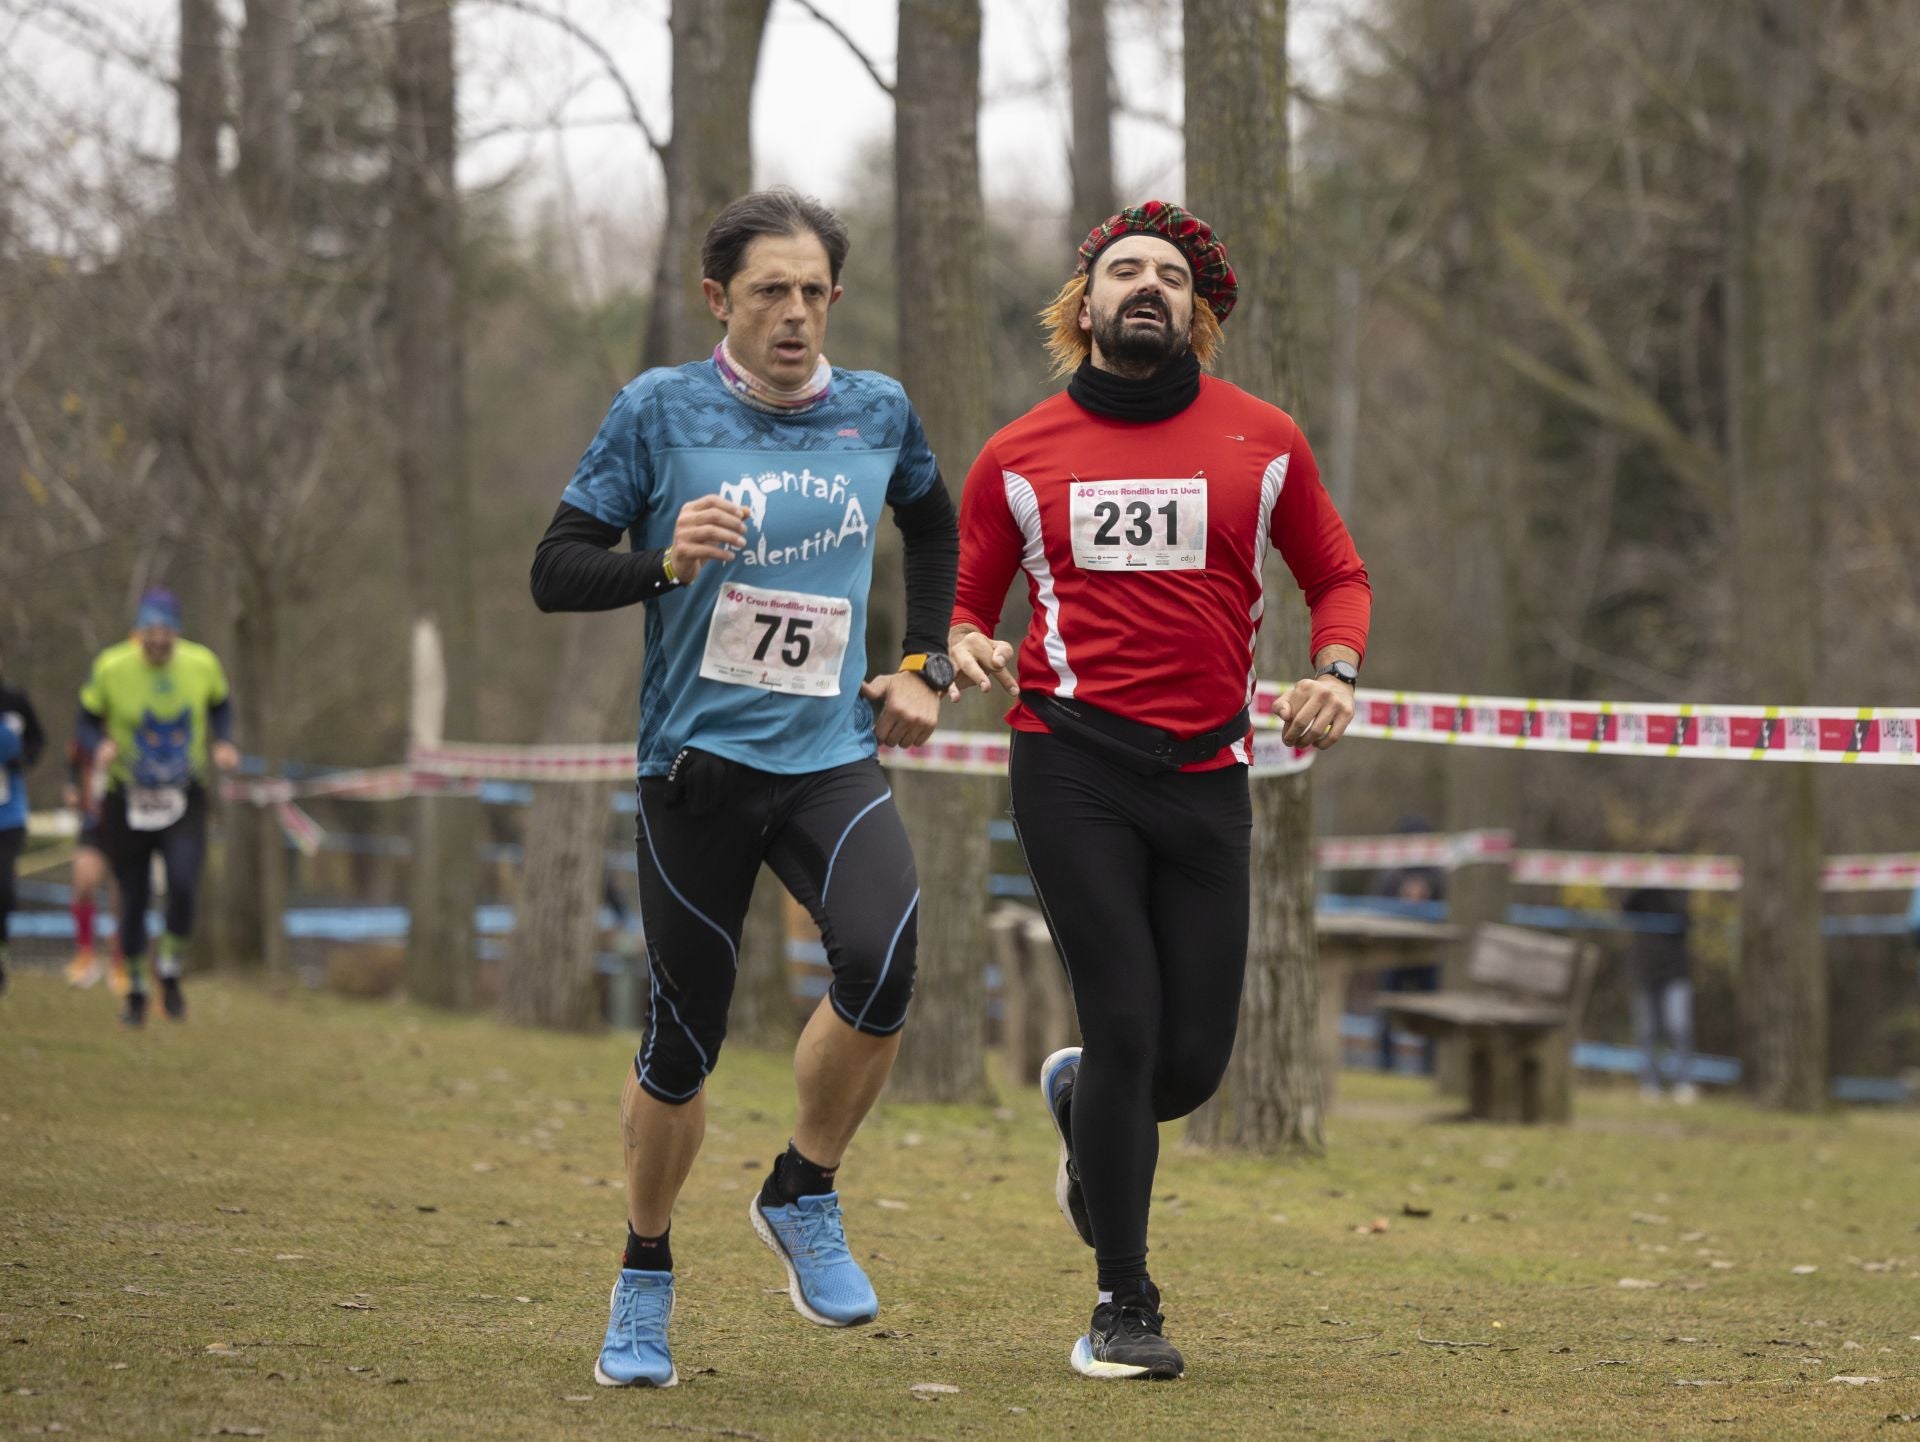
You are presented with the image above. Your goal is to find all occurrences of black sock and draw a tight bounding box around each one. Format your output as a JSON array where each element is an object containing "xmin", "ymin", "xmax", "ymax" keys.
[
  {"xmin": 1097, "ymin": 1261, "xmax": 1152, "ymax": 1297},
  {"xmin": 622, "ymin": 1225, "xmax": 672, "ymax": 1274},
  {"xmin": 760, "ymin": 1141, "xmax": 839, "ymax": 1207}
]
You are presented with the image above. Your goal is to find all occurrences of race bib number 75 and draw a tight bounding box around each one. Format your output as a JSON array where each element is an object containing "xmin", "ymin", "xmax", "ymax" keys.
[
  {"xmin": 699, "ymin": 583, "xmax": 852, "ymax": 696},
  {"xmin": 1070, "ymin": 479, "xmax": 1207, "ymax": 571}
]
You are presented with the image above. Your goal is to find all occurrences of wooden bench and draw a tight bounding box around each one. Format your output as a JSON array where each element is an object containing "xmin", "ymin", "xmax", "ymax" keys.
[{"xmin": 1378, "ymin": 922, "xmax": 1597, "ymax": 1123}]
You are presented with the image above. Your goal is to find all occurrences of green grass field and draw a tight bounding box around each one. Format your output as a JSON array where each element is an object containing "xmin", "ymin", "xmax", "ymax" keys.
[{"xmin": 2, "ymin": 974, "xmax": 1917, "ymax": 1440}]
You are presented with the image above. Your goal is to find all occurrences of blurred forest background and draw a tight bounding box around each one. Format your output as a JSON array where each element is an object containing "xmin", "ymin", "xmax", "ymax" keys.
[{"xmin": 3, "ymin": 1, "xmax": 1917, "ymax": 1119}]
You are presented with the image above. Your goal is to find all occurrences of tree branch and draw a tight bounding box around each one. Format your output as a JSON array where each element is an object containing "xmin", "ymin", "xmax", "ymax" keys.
[
  {"xmin": 454, "ymin": 0, "xmax": 666, "ymax": 157},
  {"xmin": 1828, "ymin": 201, "xmax": 1920, "ymax": 352},
  {"xmin": 783, "ymin": 0, "xmax": 893, "ymax": 97},
  {"xmin": 1380, "ymin": 271, "xmax": 1724, "ymax": 502}
]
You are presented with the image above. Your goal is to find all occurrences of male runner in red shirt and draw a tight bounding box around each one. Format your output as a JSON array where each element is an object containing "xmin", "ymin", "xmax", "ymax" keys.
[{"xmin": 950, "ymin": 201, "xmax": 1370, "ymax": 1380}]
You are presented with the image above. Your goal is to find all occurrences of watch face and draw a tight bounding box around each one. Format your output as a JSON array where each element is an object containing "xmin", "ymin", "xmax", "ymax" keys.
[
  {"xmin": 1324, "ymin": 661, "xmax": 1358, "ymax": 685},
  {"xmin": 923, "ymin": 653, "xmax": 957, "ymax": 690}
]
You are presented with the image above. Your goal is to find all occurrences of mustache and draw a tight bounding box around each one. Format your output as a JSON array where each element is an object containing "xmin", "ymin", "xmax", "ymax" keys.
[{"xmin": 1118, "ymin": 290, "xmax": 1170, "ymax": 323}]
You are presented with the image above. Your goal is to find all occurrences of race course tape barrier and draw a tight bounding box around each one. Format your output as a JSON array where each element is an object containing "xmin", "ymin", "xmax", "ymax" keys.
[
  {"xmin": 1340, "ymin": 686, "xmax": 1920, "ymax": 764},
  {"xmin": 1317, "ymin": 828, "xmax": 1920, "ymax": 893}
]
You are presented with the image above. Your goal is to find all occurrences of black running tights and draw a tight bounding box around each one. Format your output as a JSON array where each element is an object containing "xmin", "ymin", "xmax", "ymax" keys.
[{"xmin": 1008, "ymin": 730, "xmax": 1252, "ymax": 1291}]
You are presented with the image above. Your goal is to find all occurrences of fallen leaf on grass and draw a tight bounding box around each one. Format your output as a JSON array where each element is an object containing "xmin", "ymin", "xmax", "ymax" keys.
[
  {"xmin": 333, "ymin": 1301, "xmax": 374, "ymax": 1311},
  {"xmin": 910, "ymin": 1382, "xmax": 960, "ymax": 1395},
  {"xmin": 1790, "ymin": 1264, "xmax": 1818, "ymax": 1275},
  {"xmin": 205, "ymin": 1344, "xmax": 242, "ymax": 1356},
  {"xmin": 1355, "ymin": 1217, "xmax": 1391, "ymax": 1235},
  {"xmin": 1885, "ymin": 1412, "xmax": 1919, "ymax": 1423},
  {"xmin": 1617, "ymin": 1278, "xmax": 1661, "ymax": 1290},
  {"xmin": 210, "ymin": 1428, "xmax": 265, "ymax": 1437},
  {"xmin": 1708, "ymin": 1260, "xmax": 1736, "ymax": 1270},
  {"xmin": 1631, "ymin": 1212, "xmax": 1670, "ymax": 1225},
  {"xmin": 1674, "ymin": 1379, "xmax": 1725, "ymax": 1386},
  {"xmin": 1402, "ymin": 1203, "xmax": 1433, "ymax": 1218},
  {"xmin": 1828, "ymin": 1375, "xmax": 1881, "ymax": 1385},
  {"xmin": 561, "ymin": 1395, "xmax": 591, "ymax": 1403},
  {"xmin": 216, "ymin": 1206, "xmax": 248, "ymax": 1215},
  {"xmin": 869, "ymin": 1329, "xmax": 906, "ymax": 1340},
  {"xmin": 470, "ymin": 1163, "xmax": 495, "ymax": 1174},
  {"xmin": 273, "ymin": 1255, "xmax": 306, "ymax": 1263},
  {"xmin": 875, "ymin": 1199, "xmax": 909, "ymax": 1211}
]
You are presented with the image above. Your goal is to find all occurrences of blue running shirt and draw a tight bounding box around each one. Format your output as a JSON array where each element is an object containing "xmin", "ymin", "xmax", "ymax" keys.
[{"xmin": 562, "ymin": 359, "xmax": 941, "ymax": 777}]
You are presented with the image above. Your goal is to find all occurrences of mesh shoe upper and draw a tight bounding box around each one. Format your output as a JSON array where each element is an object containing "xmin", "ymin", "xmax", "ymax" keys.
[
  {"xmin": 595, "ymin": 1269, "xmax": 676, "ymax": 1387},
  {"xmin": 753, "ymin": 1190, "xmax": 878, "ymax": 1326}
]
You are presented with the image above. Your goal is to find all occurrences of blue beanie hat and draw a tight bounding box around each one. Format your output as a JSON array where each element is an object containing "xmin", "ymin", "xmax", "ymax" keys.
[{"xmin": 134, "ymin": 587, "xmax": 182, "ymax": 632}]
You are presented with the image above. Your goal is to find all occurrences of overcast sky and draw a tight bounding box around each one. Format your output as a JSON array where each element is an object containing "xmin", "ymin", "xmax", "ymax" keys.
[{"xmin": 8, "ymin": 0, "xmax": 1346, "ymax": 280}]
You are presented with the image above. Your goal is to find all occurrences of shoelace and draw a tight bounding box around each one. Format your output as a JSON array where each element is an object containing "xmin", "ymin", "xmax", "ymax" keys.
[
  {"xmin": 613, "ymin": 1283, "xmax": 670, "ymax": 1340},
  {"xmin": 1113, "ymin": 1303, "xmax": 1166, "ymax": 1340},
  {"xmin": 788, "ymin": 1199, "xmax": 854, "ymax": 1265}
]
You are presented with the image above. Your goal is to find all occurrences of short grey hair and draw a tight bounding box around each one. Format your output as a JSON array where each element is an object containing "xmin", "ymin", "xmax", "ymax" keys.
[{"xmin": 701, "ymin": 187, "xmax": 851, "ymax": 290}]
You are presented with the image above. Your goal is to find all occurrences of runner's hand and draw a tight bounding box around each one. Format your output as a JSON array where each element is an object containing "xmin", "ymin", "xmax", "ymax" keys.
[
  {"xmin": 212, "ymin": 741, "xmax": 241, "ymax": 772},
  {"xmin": 949, "ymin": 626, "xmax": 1018, "ymax": 695},
  {"xmin": 1275, "ymin": 675, "xmax": 1355, "ymax": 750},
  {"xmin": 670, "ymin": 495, "xmax": 751, "ymax": 584},
  {"xmin": 94, "ymin": 739, "xmax": 117, "ymax": 772},
  {"xmin": 860, "ymin": 671, "xmax": 942, "ymax": 748}
]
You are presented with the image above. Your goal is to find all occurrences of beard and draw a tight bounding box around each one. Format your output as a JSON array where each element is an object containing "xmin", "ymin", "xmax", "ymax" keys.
[{"xmin": 1091, "ymin": 289, "xmax": 1190, "ymax": 375}]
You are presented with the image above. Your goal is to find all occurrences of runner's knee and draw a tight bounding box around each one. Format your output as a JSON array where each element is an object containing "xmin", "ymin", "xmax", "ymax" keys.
[
  {"xmin": 825, "ymin": 897, "xmax": 918, "ymax": 1037},
  {"xmin": 1151, "ymin": 1034, "xmax": 1233, "ymax": 1121},
  {"xmin": 630, "ymin": 946, "xmax": 732, "ymax": 1105}
]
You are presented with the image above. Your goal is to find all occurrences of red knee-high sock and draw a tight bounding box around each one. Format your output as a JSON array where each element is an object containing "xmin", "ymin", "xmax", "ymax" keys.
[{"xmin": 73, "ymin": 893, "xmax": 96, "ymax": 950}]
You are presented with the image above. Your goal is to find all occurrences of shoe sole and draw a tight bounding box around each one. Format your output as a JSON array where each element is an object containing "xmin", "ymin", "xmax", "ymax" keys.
[
  {"xmin": 1040, "ymin": 1047, "xmax": 1093, "ymax": 1247},
  {"xmin": 1069, "ymin": 1333, "xmax": 1183, "ymax": 1381},
  {"xmin": 593, "ymin": 1281, "xmax": 678, "ymax": 1388},
  {"xmin": 748, "ymin": 1196, "xmax": 875, "ymax": 1329}
]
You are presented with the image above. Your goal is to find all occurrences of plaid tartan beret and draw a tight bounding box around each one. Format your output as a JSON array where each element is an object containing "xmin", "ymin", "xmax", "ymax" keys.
[{"xmin": 1076, "ymin": 199, "xmax": 1238, "ymax": 322}]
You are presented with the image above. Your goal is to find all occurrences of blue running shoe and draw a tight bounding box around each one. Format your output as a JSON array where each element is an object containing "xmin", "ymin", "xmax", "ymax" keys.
[
  {"xmin": 750, "ymin": 1191, "xmax": 878, "ymax": 1327},
  {"xmin": 593, "ymin": 1269, "xmax": 677, "ymax": 1388},
  {"xmin": 1041, "ymin": 1046, "xmax": 1093, "ymax": 1246}
]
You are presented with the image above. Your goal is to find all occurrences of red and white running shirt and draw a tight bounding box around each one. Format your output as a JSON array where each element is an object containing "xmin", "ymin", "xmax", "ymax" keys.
[{"xmin": 951, "ymin": 375, "xmax": 1371, "ymax": 770}]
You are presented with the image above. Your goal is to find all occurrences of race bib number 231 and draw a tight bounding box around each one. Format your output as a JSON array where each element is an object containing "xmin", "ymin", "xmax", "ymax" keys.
[
  {"xmin": 699, "ymin": 583, "xmax": 852, "ymax": 697},
  {"xmin": 1070, "ymin": 479, "xmax": 1207, "ymax": 571}
]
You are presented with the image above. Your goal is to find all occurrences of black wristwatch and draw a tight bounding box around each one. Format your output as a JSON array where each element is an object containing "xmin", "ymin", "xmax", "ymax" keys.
[
  {"xmin": 1315, "ymin": 659, "xmax": 1359, "ymax": 687},
  {"xmin": 901, "ymin": 652, "xmax": 956, "ymax": 691}
]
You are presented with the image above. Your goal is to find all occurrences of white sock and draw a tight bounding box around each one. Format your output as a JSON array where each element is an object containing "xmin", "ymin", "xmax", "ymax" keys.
[{"xmin": 1097, "ymin": 1290, "xmax": 1113, "ymax": 1305}]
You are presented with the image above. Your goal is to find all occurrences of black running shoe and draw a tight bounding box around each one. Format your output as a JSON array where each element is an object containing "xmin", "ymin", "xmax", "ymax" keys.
[
  {"xmin": 160, "ymin": 976, "xmax": 186, "ymax": 1021},
  {"xmin": 121, "ymin": 990, "xmax": 149, "ymax": 1028},
  {"xmin": 1070, "ymin": 1282, "xmax": 1185, "ymax": 1380},
  {"xmin": 1040, "ymin": 1047, "xmax": 1093, "ymax": 1247}
]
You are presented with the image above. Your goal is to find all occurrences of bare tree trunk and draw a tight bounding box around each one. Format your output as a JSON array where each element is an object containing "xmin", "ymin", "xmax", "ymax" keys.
[
  {"xmin": 1182, "ymin": 0, "xmax": 1324, "ymax": 1154},
  {"xmin": 642, "ymin": 0, "xmax": 773, "ymax": 366},
  {"xmin": 392, "ymin": 0, "xmax": 480, "ymax": 1009},
  {"xmin": 886, "ymin": 0, "xmax": 992, "ymax": 1103},
  {"xmin": 498, "ymin": 614, "xmax": 634, "ymax": 1030},
  {"xmin": 505, "ymin": 0, "xmax": 771, "ymax": 1031},
  {"xmin": 1426, "ymin": 0, "xmax": 1518, "ymax": 1092},
  {"xmin": 237, "ymin": 0, "xmax": 296, "ymax": 225},
  {"xmin": 1067, "ymin": 0, "xmax": 1115, "ymax": 243},
  {"xmin": 213, "ymin": 0, "xmax": 301, "ymax": 977},
  {"xmin": 176, "ymin": 0, "xmax": 222, "ymax": 214},
  {"xmin": 1730, "ymin": 0, "xmax": 1828, "ymax": 1111},
  {"xmin": 231, "ymin": 563, "xmax": 289, "ymax": 979}
]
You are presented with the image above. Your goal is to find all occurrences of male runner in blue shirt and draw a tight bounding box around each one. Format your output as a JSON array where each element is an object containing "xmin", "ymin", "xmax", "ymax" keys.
[{"xmin": 531, "ymin": 188, "xmax": 960, "ymax": 1389}]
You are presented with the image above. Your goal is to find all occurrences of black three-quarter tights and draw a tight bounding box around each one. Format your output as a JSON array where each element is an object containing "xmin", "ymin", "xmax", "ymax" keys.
[{"xmin": 1008, "ymin": 729, "xmax": 1252, "ymax": 1291}]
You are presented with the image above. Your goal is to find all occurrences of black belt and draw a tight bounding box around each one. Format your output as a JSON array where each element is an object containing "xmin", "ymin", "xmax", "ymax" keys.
[{"xmin": 1022, "ymin": 693, "xmax": 1250, "ymax": 774}]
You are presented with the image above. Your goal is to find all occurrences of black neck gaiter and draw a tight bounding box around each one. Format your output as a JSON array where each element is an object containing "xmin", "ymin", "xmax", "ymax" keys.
[{"xmin": 1067, "ymin": 348, "xmax": 1202, "ymax": 423}]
